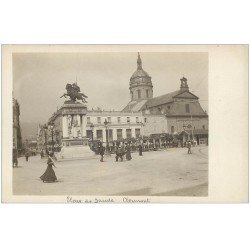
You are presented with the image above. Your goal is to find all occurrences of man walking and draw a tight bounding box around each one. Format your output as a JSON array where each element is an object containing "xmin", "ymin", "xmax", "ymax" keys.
[
  {"xmin": 99, "ymin": 143, "xmax": 105, "ymax": 162},
  {"xmin": 115, "ymin": 146, "xmax": 124, "ymax": 162},
  {"xmin": 138, "ymin": 143, "xmax": 143, "ymax": 156},
  {"xmin": 25, "ymin": 150, "xmax": 29, "ymax": 162},
  {"xmin": 187, "ymin": 141, "xmax": 192, "ymax": 154}
]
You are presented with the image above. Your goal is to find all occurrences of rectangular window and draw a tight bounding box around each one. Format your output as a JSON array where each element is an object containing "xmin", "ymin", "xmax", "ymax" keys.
[
  {"xmin": 144, "ymin": 117, "xmax": 147, "ymax": 123},
  {"xmin": 146, "ymin": 89, "xmax": 149, "ymax": 98},
  {"xmin": 107, "ymin": 117, "xmax": 111, "ymax": 123},
  {"xmin": 96, "ymin": 130, "xmax": 103, "ymax": 140},
  {"xmin": 127, "ymin": 117, "xmax": 130, "ymax": 123},
  {"xmin": 87, "ymin": 117, "xmax": 91, "ymax": 124},
  {"xmin": 185, "ymin": 104, "xmax": 190, "ymax": 113},
  {"xmin": 117, "ymin": 117, "xmax": 121, "ymax": 123},
  {"xmin": 108, "ymin": 129, "xmax": 113, "ymax": 141},
  {"xmin": 117, "ymin": 129, "xmax": 123, "ymax": 140},
  {"xmin": 136, "ymin": 117, "xmax": 139, "ymax": 123},
  {"xmin": 135, "ymin": 128, "xmax": 140, "ymax": 138},
  {"xmin": 86, "ymin": 130, "xmax": 92, "ymax": 139},
  {"xmin": 97, "ymin": 117, "xmax": 101, "ymax": 124},
  {"xmin": 171, "ymin": 126, "xmax": 175, "ymax": 133},
  {"xmin": 126, "ymin": 129, "xmax": 132, "ymax": 139}
]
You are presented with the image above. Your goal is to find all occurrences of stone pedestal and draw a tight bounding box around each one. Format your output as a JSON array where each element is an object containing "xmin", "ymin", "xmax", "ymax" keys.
[
  {"xmin": 56, "ymin": 102, "xmax": 95, "ymax": 161},
  {"xmin": 56, "ymin": 138, "xmax": 95, "ymax": 161}
]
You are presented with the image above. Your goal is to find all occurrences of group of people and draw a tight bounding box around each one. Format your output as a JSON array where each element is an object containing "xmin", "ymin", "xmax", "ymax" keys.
[
  {"xmin": 96, "ymin": 142, "xmax": 144, "ymax": 163},
  {"xmin": 38, "ymin": 140, "xmax": 192, "ymax": 184}
]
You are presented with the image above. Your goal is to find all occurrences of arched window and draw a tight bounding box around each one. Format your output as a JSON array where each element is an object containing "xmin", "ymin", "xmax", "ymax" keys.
[
  {"xmin": 137, "ymin": 89, "xmax": 141, "ymax": 99},
  {"xmin": 146, "ymin": 89, "xmax": 149, "ymax": 98}
]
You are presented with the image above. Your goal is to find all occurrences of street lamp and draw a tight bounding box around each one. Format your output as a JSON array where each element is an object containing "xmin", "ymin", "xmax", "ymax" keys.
[
  {"xmin": 90, "ymin": 123, "xmax": 94, "ymax": 144},
  {"xmin": 104, "ymin": 119, "xmax": 110, "ymax": 154},
  {"xmin": 48, "ymin": 122, "xmax": 55, "ymax": 154},
  {"xmin": 43, "ymin": 124, "xmax": 48, "ymax": 155}
]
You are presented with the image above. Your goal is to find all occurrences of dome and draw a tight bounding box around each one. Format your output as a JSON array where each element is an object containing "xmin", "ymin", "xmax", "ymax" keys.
[
  {"xmin": 130, "ymin": 53, "xmax": 152, "ymax": 85},
  {"xmin": 131, "ymin": 69, "xmax": 150, "ymax": 78}
]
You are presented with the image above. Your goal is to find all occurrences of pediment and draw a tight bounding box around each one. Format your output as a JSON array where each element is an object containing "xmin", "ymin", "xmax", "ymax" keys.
[{"xmin": 174, "ymin": 91, "xmax": 198, "ymax": 99}]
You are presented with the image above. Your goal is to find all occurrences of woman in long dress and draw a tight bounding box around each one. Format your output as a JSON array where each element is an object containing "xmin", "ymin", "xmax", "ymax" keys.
[
  {"xmin": 40, "ymin": 153, "xmax": 57, "ymax": 183},
  {"xmin": 125, "ymin": 144, "xmax": 132, "ymax": 161}
]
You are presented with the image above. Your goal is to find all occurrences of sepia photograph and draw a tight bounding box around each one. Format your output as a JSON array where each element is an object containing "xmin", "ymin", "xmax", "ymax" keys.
[{"xmin": 2, "ymin": 45, "xmax": 248, "ymax": 203}]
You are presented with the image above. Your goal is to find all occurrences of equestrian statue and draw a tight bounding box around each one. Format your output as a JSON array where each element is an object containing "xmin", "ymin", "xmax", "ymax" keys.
[{"xmin": 60, "ymin": 82, "xmax": 88, "ymax": 103}]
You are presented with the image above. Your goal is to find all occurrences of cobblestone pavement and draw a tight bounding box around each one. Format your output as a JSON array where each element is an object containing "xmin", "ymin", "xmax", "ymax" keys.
[{"xmin": 13, "ymin": 146, "xmax": 208, "ymax": 196}]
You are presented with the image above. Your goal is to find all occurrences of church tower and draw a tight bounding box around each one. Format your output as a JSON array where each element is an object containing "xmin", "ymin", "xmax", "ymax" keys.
[
  {"xmin": 129, "ymin": 53, "xmax": 153, "ymax": 101},
  {"xmin": 180, "ymin": 77, "xmax": 189, "ymax": 92}
]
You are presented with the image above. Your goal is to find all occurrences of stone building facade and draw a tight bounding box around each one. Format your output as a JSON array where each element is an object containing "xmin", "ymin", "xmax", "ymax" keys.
[
  {"xmin": 123, "ymin": 53, "xmax": 208, "ymax": 144},
  {"xmin": 13, "ymin": 98, "xmax": 22, "ymax": 151},
  {"xmin": 44, "ymin": 52, "xmax": 208, "ymax": 147},
  {"xmin": 46, "ymin": 108, "xmax": 168, "ymax": 146}
]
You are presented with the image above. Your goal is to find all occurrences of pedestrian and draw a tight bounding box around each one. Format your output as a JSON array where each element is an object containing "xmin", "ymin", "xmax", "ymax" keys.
[
  {"xmin": 40, "ymin": 150, "xmax": 44, "ymax": 159},
  {"xmin": 115, "ymin": 146, "xmax": 123, "ymax": 162},
  {"xmin": 138, "ymin": 144, "xmax": 143, "ymax": 156},
  {"xmin": 125, "ymin": 144, "xmax": 132, "ymax": 161},
  {"xmin": 99, "ymin": 143, "xmax": 105, "ymax": 162},
  {"xmin": 187, "ymin": 141, "xmax": 192, "ymax": 154},
  {"xmin": 40, "ymin": 153, "xmax": 57, "ymax": 183},
  {"xmin": 13, "ymin": 148, "xmax": 18, "ymax": 168},
  {"xmin": 25, "ymin": 151, "xmax": 29, "ymax": 162}
]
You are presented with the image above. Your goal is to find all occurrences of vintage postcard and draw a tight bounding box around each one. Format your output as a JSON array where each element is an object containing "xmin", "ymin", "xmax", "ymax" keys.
[{"xmin": 1, "ymin": 45, "xmax": 248, "ymax": 203}]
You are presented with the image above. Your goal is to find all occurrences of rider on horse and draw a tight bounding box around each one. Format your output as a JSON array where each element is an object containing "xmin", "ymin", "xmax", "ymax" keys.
[{"xmin": 60, "ymin": 82, "xmax": 88, "ymax": 103}]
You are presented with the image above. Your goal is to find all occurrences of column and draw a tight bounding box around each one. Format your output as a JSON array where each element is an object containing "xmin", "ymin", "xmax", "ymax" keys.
[
  {"xmin": 122, "ymin": 128, "xmax": 126, "ymax": 139},
  {"xmin": 93, "ymin": 128, "xmax": 97, "ymax": 140},
  {"xmin": 76, "ymin": 115, "xmax": 81, "ymax": 137},
  {"xmin": 131, "ymin": 127, "xmax": 136, "ymax": 138},
  {"xmin": 81, "ymin": 115, "xmax": 87, "ymax": 137},
  {"xmin": 72, "ymin": 115, "xmax": 77, "ymax": 138},
  {"xmin": 62, "ymin": 115, "xmax": 68, "ymax": 138},
  {"xmin": 79, "ymin": 115, "xmax": 83, "ymax": 137},
  {"xmin": 102, "ymin": 128, "xmax": 106, "ymax": 143},
  {"xmin": 113, "ymin": 128, "xmax": 117, "ymax": 140}
]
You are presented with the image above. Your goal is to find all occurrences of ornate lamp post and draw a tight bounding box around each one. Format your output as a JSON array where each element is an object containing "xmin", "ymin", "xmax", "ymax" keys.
[
  {"xmin": 43, "ymin": 124, "xmax": 48, "ymax": 155},
  {"xmin": 49, "ymin": 122, "xmax": 55, "ymax": 154},
  {"xmin": 90, "ymin": 123, "xmax": 94, "ymax": 144},
  {"xmin": 104, "ymin": 119, "xmax": 110, "ymax": 154}
]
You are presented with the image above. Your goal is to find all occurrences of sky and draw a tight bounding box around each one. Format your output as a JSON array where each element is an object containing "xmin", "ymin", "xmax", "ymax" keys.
[{"xmin": 13, "ymin": 52, "xmax": 208, "ymax": 124}]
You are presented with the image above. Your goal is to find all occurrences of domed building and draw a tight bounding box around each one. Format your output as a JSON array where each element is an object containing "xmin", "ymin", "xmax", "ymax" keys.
[
  {"xmin": 129, "ymin": 53, "xmax": 153, "ymax": 101},
  {"xmin": 122, "ymin": 53, "xmax": 208, "ymax": 145},
  {"xmin": 122, "ymin": 53, "xmax": 154, "ymax": 112}
]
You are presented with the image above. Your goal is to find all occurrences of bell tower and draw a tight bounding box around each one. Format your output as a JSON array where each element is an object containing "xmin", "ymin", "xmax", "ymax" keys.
[{"xmin": 180, "ymin": 77, "xmax": 189, "ymax": 92}]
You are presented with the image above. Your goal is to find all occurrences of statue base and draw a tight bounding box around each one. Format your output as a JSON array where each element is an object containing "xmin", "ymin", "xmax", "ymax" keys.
[{"xmin": 55, "ymin": 138, "xmax": 96, "ymax": 161}]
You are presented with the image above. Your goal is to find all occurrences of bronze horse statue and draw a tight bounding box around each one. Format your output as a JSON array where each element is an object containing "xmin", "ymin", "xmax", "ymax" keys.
[{"xmin": 60, "ymin": 83, "xmax": 88, "ymax": 103}]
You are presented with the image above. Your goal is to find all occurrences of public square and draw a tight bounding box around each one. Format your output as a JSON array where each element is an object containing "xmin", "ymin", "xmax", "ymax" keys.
[{"xmin": 13, "ymin": 145, "xmax": 208, "ymax": 196}]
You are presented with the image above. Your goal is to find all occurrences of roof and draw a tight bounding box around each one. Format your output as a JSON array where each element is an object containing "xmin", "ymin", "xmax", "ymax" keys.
[
  {"xmin": 131, "ymin": 69, "xmax": 150, "ymax": 78},
  {"xmin": 122, "ymin": 89, "xmax": 204, "ymax": 114},
  {"xmin": 86, "ymin": 109, "xmax": 142, "ymax": 116},
  {"xmin": 122, "ymin": 99, "xmax": 148, "ymax": 112},
  {"xmin": 144, "ymin": 90, "xmax": 181, "ymax": 108}
]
